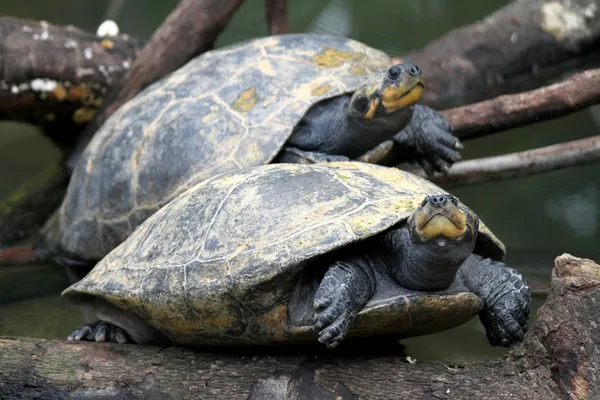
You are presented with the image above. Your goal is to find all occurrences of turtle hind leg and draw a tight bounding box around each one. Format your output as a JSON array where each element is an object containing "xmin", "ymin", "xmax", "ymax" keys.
[
  {"xmin": 68, "ymin": 321, "xmax": 129, "ymax": 344},
  {"xmin": 68, "ymin": 297, "xmax": 171, "ymax": 345}
]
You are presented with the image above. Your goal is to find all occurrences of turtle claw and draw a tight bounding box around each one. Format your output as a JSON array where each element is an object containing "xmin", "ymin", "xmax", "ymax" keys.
[
  {"xmin": 479, "ymin": 268, "xmax": 531, "ymax": 347},
  {"xmin": 68, "ymin": 321, "xmax": 129, "ymax": 344}
]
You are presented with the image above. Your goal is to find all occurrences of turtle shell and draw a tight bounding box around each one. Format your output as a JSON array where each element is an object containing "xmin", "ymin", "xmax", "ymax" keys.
[
  {"xmin": 63, "ymin": 162, "xmax": 505, "ymax": 346},
  {"xmin": 53, "ymin": 33, "xmax": 392, "ymax": 261}
]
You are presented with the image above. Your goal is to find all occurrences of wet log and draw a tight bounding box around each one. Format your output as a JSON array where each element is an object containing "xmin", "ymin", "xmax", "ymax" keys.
[
  {"xmin": 395, "ymin": 0, "xmax": 600, "ymax": 108},
  {"xmin": 0, "ymin": 17, "xmax": 143, "ymax": 150},
  {"xmin": 0, "ymin": 253, "xmax": 598, "ymax": 399}
]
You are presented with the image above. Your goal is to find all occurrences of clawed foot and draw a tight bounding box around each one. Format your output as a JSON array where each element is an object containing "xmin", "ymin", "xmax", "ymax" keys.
[
  {"xmin": 480, "ymin": 268, "xmax": 531, "ymax": 347},
  {"xmin": 393, "ymin": 105, "xmax": 462, "ymax": 176},
  {"xmin": 310, "ymin": 265, "xmax": 366, "ymax": 349},
  {"xmin": 67, "ymin": 321, "xmax": 129, "ymax": 344}
]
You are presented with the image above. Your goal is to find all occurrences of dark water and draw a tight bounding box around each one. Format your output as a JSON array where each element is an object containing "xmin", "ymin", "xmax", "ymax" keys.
[{"xmin": 0, "ymin": 0, "xmax": 598, "ymax": 362}]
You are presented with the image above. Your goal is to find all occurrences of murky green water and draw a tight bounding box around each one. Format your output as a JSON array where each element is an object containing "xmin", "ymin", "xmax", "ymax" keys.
[{"xmin": 1, "ymin": 0, "xmax": 598, "ymax": 362}]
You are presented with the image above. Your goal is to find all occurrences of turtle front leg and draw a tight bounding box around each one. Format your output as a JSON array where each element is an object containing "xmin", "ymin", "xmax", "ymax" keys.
[
  {"xmin": 457, "ymin": 254, "xmax": 531, "ymax": 347},
  {"xmin": 68, "ymin": 321, "xmax": 130, "ymax": 344},
  {"xmin": 392, "ymin": 105, "xmax": 463, "ymax": 176},
  {"xmin": 311, "ymin": 259, "xmax": 376, "ymax": 348},
  {"xmin": 275, "ymin": 146, "xmax": 350, "ymax": 164}
]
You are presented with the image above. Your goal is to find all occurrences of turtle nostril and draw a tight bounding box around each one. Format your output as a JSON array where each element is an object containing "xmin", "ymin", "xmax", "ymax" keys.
[{"xmin": 430, "ymin": 195, "xmax": 447, "ymax": 206}]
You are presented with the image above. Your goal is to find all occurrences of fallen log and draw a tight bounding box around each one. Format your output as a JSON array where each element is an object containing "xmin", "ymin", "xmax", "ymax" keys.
[
  {"xmin": 0, "ymin": 253, "xmax": 598, "ymax": 399},
  {"xmin": 396, "ymin": 0, "xmax": 600, "ymax": 108}
]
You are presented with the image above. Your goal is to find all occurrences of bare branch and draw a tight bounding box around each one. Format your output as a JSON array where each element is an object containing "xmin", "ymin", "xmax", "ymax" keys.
[
  {"xmin": 445, "ymin": 68, "xmax": 600, "ymax": 140},
  {"xmin": 66, "ymin": 0, "xmax": 249, "ymax": 169},
  {"xmin": 266, "ymin": 0, "xmax": 288, "ymax": 35},
  {"xmin": 409, "ymin": 135, "xmax": 600, "ymax": 187}
]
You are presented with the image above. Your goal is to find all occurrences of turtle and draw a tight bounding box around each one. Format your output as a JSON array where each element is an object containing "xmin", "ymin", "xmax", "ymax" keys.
[
  {"xmin": 29, "ymin": 33, "xmax": 463, "ymax": 275},
  {"xmin": 63, "ymin": 161, "xmax": 531, "ymax": 349}
]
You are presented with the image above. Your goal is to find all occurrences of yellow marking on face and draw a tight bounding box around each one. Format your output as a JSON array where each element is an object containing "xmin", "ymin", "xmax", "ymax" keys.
[
  {"xmin": 311, "ymin": 47, "xmax": 356, "ymax": 68},
  {"xmin": 311, "ymin": 83, "xmax": 332, "ymax": 97},
  {"xmin": 363, "ymin": 97, "xmax": 380, "ymax": 119},
  {"xmin": 231, "ymin": 88, "xmax": 259, "ymax": 112},
  {"xmin": 414, "ymin": 202, "xmax": 468, "ymax": 239},
  {"xmin": 416, "ymin": 214, "xmax": 466, "ymax": 239},
  {"xmin": 382, "ymin": 84, "xmax": 423, "ymax": 113}
]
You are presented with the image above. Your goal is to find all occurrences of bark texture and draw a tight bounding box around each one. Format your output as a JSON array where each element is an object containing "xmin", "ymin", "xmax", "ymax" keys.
[
  {"xmin": 410, "ymin": 135, "xmax": 600, "ymax": 187},
  {"xmin": 396, "ymin": 0, "xmax": 600, "ymax": 108},
  {"xmin": 0, "ymin": 17, "xmax": 142, "ymax": 150},
  {"xmin": 0, "ymin": 254, "xmax": 598, "ymax": 400}
]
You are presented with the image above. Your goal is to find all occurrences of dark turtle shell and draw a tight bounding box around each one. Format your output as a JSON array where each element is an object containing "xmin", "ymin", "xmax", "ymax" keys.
[
  {"xmin": 63, "ymin": 162, "xmax": 505, "ymax": 346},
  {"xmin": 50, "ymin": 33, "xmax": 392, "ymax": 261}
]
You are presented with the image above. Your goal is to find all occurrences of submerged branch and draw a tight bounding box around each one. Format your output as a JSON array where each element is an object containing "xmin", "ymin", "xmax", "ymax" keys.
[
  {"xmin": 1, "ymin": 254, "xmax": 599, "ymax": 399},
  {"xmin": 410, "ymin": 135, "xmax": 600, "ymax": 187}
]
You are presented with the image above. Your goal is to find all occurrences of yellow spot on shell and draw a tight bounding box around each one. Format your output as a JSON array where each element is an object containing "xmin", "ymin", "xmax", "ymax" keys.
[
  {"xmin": 73, "ymin": 107, "xmax": 97, "ymax": 123},
  {"xmin": 311, "ymin": 47, "xmax": 356, "ymax": 68},
  {"xmin": 310, "ymin": 83, "xmax": 332, "ymax": 97},
  {"xmin": 257, "ymin": 59, "xmax": 276, "ymax": 76},
  {"xmin": 231, "ymin": 87, "xmax": 259, "ymax": 112},
  {"xmin": 67, "ymin": 85, "xmax": 91, "ymax": 102},
  {"xmin": 100, "ymin": 39, "xmax": 114, "ymax": 49},
  {"xmin": 50, "ymin": 85, "xmax": 67, "ymax": 101},
  {"xmin": 350, "ymin": 63, "xmax": 366, "ymax": 75}
]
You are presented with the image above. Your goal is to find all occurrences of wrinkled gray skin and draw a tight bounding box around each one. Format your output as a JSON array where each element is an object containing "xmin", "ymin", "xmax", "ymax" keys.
[
  {"xmin": 276, "ymin": 64, "xmax": 459, "ymax": 174},
  {"xmin": 68, "ymin": 195, "xmax": 531, "ymax": 349}
]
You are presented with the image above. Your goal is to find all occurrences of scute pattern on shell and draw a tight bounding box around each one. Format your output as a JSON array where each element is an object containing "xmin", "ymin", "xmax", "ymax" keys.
[
  {"xmin": 63, "ymin": 162, "xmax": 505, "ymax": 345},
  {"xmin": 55, "ymin": 34, "xmax": 392, "ymax": 260}
]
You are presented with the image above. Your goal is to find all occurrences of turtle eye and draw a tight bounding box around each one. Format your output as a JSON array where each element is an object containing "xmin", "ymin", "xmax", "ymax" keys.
[
  {"xmin": 449, "ymin": 195, "xmax": 458, "ymax": 205},
  {"xmin": 407, "ymin": 64, "xmax": 420, "ymax": 76},
  {"xmin": 387, "ymin": 66, "xmax": 400, "ymax": 80}
]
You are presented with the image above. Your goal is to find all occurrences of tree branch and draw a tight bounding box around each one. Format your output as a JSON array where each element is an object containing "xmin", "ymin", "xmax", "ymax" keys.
[
  {"xmin": 266, "ymin": 0, "xmax": 288, "ymax": 35},
  {"xmin": 408, "ymin": 135, "xmax": 600, "ymax": 187},
  {"xmin": 0, "ymin": 253, "xmax": 598, "ymax": 399},
  {"xmin": 446, "ymin": 67, "xmax": 600, "ymax": 140},
  {"xmin": 393, "ymin": 0, "xmax": 600, "ymax": 109},
  {"xmin": 0, "ymin": 17, "xmax": 142, "ymax": 150},
  {"xmin": 65, "ymin": 0, "xmax": 249, "ymax": 169}
]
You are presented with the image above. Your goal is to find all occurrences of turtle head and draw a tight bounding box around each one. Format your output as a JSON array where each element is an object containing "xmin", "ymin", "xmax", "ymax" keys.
[
  {"xmin": 386, "ymin": 194, "xmax": 479, "ymax": 291},
  {"xmin": 348, "ymin": 62, "xmax": 423, "ymax": 120},
  {"xmin": 408, "ymin": 194, "xmax": 479, "ymax": 248}
]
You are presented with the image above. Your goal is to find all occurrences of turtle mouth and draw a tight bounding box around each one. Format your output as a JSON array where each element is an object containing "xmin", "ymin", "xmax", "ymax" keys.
[
  {"xmin": 414, "ymin": 209, "xmax": 467, "ymax": 240},
  {"xmin": 381, "ymin": 82, "xmax": 424, "ymax": 112}
]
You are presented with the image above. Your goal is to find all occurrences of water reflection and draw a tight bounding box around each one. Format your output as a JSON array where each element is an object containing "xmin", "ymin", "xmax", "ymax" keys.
[{"xmin": 0, "ymin": 0, "xmax": 598, "ymax": 361}]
